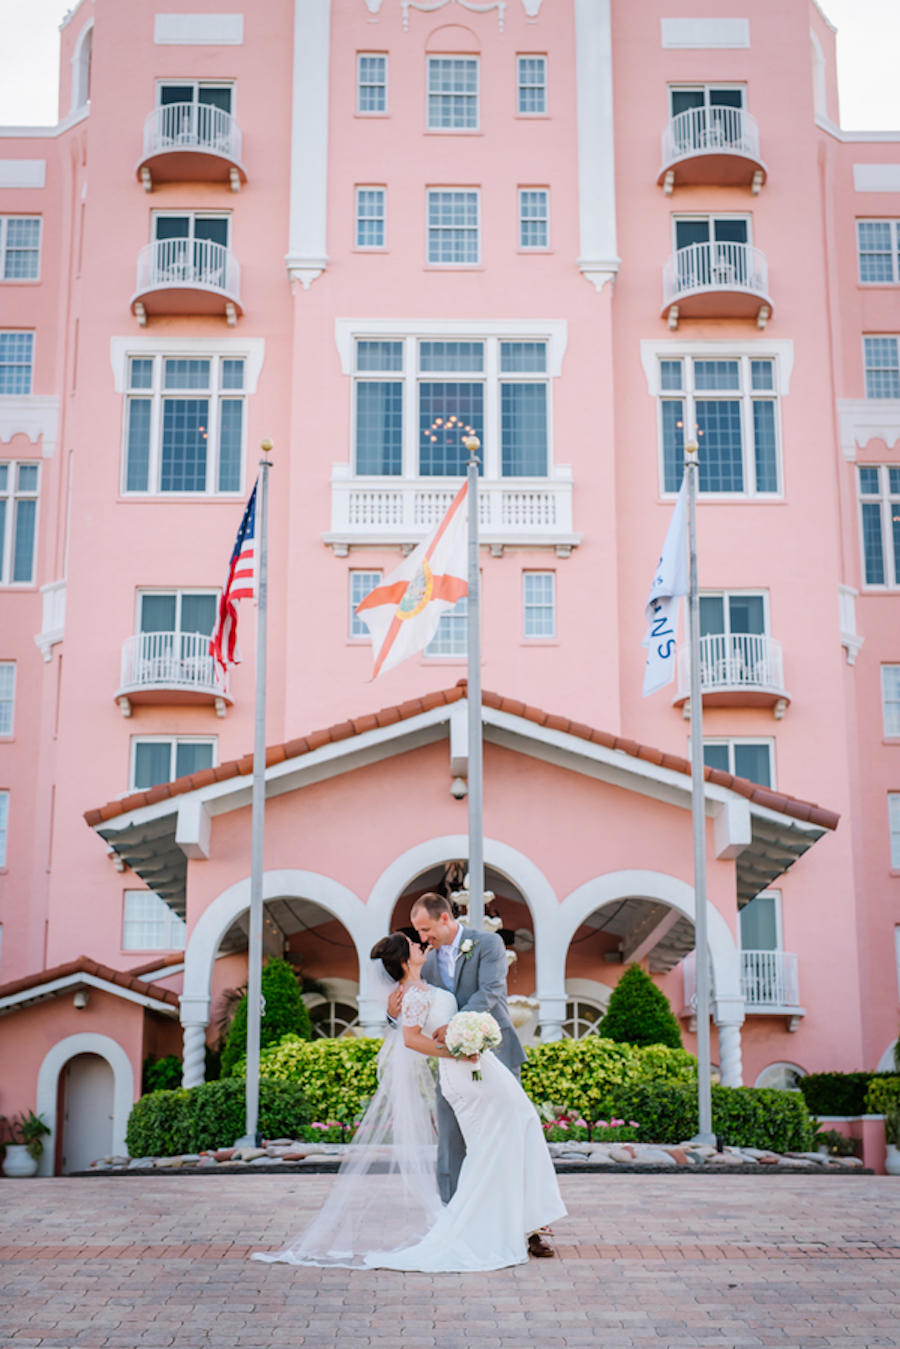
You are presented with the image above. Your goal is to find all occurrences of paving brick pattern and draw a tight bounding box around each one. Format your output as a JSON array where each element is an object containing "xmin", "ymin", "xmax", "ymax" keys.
[{"xmin": 1, "ymin": 1175, "xmax": 899, "ymax": 1348}]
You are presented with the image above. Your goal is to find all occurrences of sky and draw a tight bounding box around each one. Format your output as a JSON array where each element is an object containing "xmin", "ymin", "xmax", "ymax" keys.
[{"xmin": 0, "ymin": 0, "xmax": 898, "ymax": 130}]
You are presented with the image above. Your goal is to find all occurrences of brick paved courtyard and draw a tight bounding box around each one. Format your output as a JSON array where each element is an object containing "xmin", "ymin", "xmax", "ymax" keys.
[{"xmin": 1, "ymin": 1175, "xmax": 899, "ymax": 1349}]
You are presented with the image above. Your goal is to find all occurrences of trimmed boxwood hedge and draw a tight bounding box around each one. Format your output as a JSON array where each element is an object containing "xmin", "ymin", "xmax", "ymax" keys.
[
  {"xmin": 221, "ymin": 958, "xmax": 313, "ymax": 1077},
  {"xmin": 520, "ymin": 1035, "xmax": 697, "ymax": 1120},
  {"xmin": 233, "ymin": 1035, "xmax": 382, "ymax": 1121},
  {"xmin": 799, "ymin": 1072, "xmax": 900, "ymax": 1117},
  {"xmin": 125, "ymin": 1077, "xmax": 310, "ymax": 1157},
  {"xmin": 865, "ymin": 1076, "xmax": 900, "ymax": 1116},
  {"xmin": 611, "ymin": 1082, "xmax": 815, "ymax": 1152}
]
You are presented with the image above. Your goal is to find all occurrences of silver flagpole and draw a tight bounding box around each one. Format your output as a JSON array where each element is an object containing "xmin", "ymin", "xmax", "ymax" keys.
[
  {"xmin": 463, "ymin": 436, "xmax": 484, "ymax": 932},
  {"xmin": 237, "ymin": 440, "xmax": 273, "ymax": 1147},
  {"xmin": 685, "ymin": 436, "xmax": 714, "ymax": 1145}
]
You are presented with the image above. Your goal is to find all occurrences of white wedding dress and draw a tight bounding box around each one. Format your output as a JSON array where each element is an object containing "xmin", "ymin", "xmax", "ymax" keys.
[{"xmin": 364, "ymin": 983, "xmax": 566, "ymax": 1273}]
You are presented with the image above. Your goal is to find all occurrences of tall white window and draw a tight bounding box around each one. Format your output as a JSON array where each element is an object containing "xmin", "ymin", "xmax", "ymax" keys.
[
  {"xmin": 659, "ymin": 356, "xmax": 780, "ymax": 496},
  {"xmin": 517, "ymin": 55, "xmax": 546, "ymax": 115},
  {"xmin": 519, "ymin": 189, "xmax": 549, "ymax": 250},
  {"xmin": 703, "ymin": 738, "xmax": 773, "ymax": 787},
  {"xmin": 858, "ymin": 221, "xmax": 900, "ymax": 285},
  {"xmin": 0, "ymin": 219, "xmax": 41, "ymax": 280},
  {"xmin": 0, "ymin": 791, "xmax": 8, "ymax": 867},
  {"xmin": 427, "ymin": 190, "xmax": 480, "ymax": 265},
  {"xmin": 0, "ymin": 333, "xmax": 34, "ymax": 394},
  {"xmin": 122, "ymin": 890, "xmax": 186, "ymax": 951},
  {"xmin": 356, "ymin": 188, "xmax": 386, "ymax": 248},
  {"xmin": 357, "ymin": 53, "xmax": 387, "ymax": 114},
  {"xmin": 864, "ymin": 336, "xmax": 900, "ymax": 399},
  {"xmin": 426, "ymin": 596, "xmax": 467, "ymax": 657},
  {"xmin": 353, "ymin": 336, "xmax": 549, "ymax": 478},
  {"xmin": 131, "ymin": 737, "xmax": 216, "ymax": 790},
  {"xmin": 427, "ymin": 56, "xmax": 478, "ymax": 130},
  {"xmin": 890, "ymin": 794, "xmax": 900, "ymax": 868},
  {"xmin": 739, "ymin": 891, "xmax": 781, "ymax": 950},
  {"xmin": 0, "ymin": 462, "xmax": 39, "ymax": 585},
  {"xmin": 0, "ymin": 664, "xmax": 15, "ymax": 735},
  {"xmin": 123, "ymin": 354, "xmax": 245, "ymax": 494},
  {"xmin": 883, "ymin": 666, "xmax": 900, "ymax": 737},
  {"xmin": 858, "ymin": 466, "xmax": 900, "ymax": 587},
  {"xmin": 523, "ymin": 571, "xmax": 555, "ymax": 637},
  {"xmin": 350, "ymin": 570, "xmax": 381, "ymax": 637}
]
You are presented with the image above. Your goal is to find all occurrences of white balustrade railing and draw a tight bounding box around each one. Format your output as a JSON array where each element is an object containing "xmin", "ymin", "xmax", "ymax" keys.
[
  {"xmin": 683, "ymin": 949, "xmax": 799, "ymax": 1009},
  {"xmin": 328, "ymin": 474, "xmax": 576, "ymax": 546},
  {"xmin": 677, "ymin": 632, "xmax": 783, "ymax": 700},
  {"xmin": 662, "ymin": 105, "xmax": 760, "ymax": 168},
  {"xmin": 119, "ymin": 630, "xmax": 221, "ymax": 694},
  {"xmin": 143, "ymin": 102, "xmax": 242, "ymax": 162},
  {"xmin": 663, "ymin": 241, "xmax": 768, "ymax": 308},
  {"xmin": 134, "ymin": 238, "xmax": 240, "ymax": 300}
]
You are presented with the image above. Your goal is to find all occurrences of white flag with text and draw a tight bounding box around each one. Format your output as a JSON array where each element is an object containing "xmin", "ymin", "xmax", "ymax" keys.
[{"xmin": 642, "ymin": 481, "xmax": 688, "ymax": 696}]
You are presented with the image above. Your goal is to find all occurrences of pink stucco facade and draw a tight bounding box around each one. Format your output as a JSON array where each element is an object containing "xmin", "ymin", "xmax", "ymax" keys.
[{"xmin": 0, "ymin": 0, "xmax": 898, "ymax": 1170}]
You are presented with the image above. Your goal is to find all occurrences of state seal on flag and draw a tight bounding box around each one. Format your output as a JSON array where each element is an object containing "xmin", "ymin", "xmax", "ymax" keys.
[{"xmin": 397, "ymin": 559, "xmax": 434, "ymax": 620}]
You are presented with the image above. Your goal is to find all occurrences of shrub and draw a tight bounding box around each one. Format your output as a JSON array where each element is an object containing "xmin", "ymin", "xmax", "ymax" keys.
[
  {"xmin": 598, "ymin": 965, "xmax": 683, "ymax": 1049},
  {"xmin": 609, "ymin": 1082, "xmax": 815, "ymax": 1152},
  {"xmin": 814, "ymin": 1128, "xmax": 860, "ymax": 1157},
  {"xmin": 125, "ymin": 1077, "xmax": 310, "ymax": 1157},
  {"xmin": 864, "ymin": 1076, "xmax": 900, "ymax": 1118},
  {"xmin": 520, "ymin": 1035, "xmax": 696, "ymax": 1120},
  {"xmin": 142, "ymin": 1055, "xmax": 182, "ymax": 1094},
  {"xmin": 800, "ymin": 1072, "xmax": 900, "ymax": 1117},
  {"xmin": 221, "ymin": 958, "xmax": 312, "ymax": 1077},
  {"xmin": 233, "ymin": 1035, "xmax": 382, "ymax": 1121}
]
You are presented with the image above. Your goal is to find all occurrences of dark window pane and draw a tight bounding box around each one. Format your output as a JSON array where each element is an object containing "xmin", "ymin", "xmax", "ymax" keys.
[
  {"xmin": 661, "ymin": 399, "xmax": 684, "ymax": 493},
  {"xmin": 419, "ymin": 382, "xmax": 483, "ymax": 476},
  {"xmin": 728, "ymin": 594, "xmax": 765, "ymax": 634},
  {"xmin": 753, "ymin": 400, "xmax": 778, "ymax": 492},
  {"xmin": 218, "ymin": 400, "xmax": 243, "ymax": 491},
  {"xmin": 140, "ymin": 594, "xmax": 177, "ymax": 632},
  {"xmin": 125, "ymin": 399, "xmax": 152, "ymax": 491},
  {"xmin": 180, "ymin": 594, "xmax": 217, "ymax": 636},
  {"xmin": 134, "ymin": 742, "xmax": 172, "ymax": 790},
  {"xmin": 161, "ymin": 398, "xmax": 208, "ymax": 492},
  {"xmin": 174, "ymin": 742, "xmax": 214, "ymax": 778},
  {"xmin": 11, "ymin": 499, "xmax": 35, "ymax": 582},
  {"xmin": 861, "ymin": 502, "xmax": 885, "ymax": 584},
  {"xmin": 733, "ymin": 742, "xmax": 772, "ymax": 786},
  {"xmin": 356, "ymin": 381, "xmax": 402, "ymax": 474},
  {"xmin": 696, "ymin": 399, "xmax": 743, "ymax": 492},
  {"xmin": 703, "ymin": 744, "xmax": 730, "ymax": 773},
  {"xmin": 501, "ymin": 383, "xmax": 547, "ymax": 475},
  {"xmin": 699, "ymin": 596, "xmax": 725, "ymax": 635}
]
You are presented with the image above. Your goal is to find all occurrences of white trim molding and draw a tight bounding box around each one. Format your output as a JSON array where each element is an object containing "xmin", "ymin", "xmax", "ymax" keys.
[
  {"xmin": 0, "ymin": 160, "xmax": 46, "ymax": 188},
  {"xmin": 575, "ymin": 0, "xmax": 619, "ymax": 292},
  {"xmin": 154, "ymin": 14, "xmax": 244, "ymax": 44},
  {"xmin": 109, "ymin": 336, "xmax": 266, "ymax": 394},
  {"xmin": 838, "ymin": 584, "xmax": 863, "ymax": 666},
  {"xmin": 838, "ymin": 398, "xmax": 900, "ymax": 461},
  {"xmin": 853, "ymin": 164, "xmax": 900, "ymax": 193},
  {"xmin": 333, "ymin": 316, "xmax": 568, "ymax": 376},
  {"xmin": 640, "ymin": 338, "xmax": 795, "ymax": 396},
  {"xmin": 286, "ymin": 0, "xmax": 331, "ymax": 289},
  {"xmin": 34, "ymin": 1034, "xmax": 135, "ymax": 1176},
  {"xmin": 661, "ymin": 18, "xmax": 750, "ymax": 49},
  {"xmin": 0, "ymin": 395, "xmax": 59, "ymax": 458}
]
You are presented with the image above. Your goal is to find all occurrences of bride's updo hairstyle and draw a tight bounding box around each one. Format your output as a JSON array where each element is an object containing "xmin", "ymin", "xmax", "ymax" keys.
[{"xmin": 370, "ymin": 931, "xmax": 410, "ymax": 983}]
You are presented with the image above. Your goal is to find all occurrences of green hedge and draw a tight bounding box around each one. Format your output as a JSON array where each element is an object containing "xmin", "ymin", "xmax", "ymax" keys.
[
  {"xmin": 520, "ymin": 1036, "xmax": 697, "ymax": 1120},
  {"xmin": 125, "ymin": 1077, "xmax": 310, "ymax": 1157},
  {"xmin": 233, "ymin": 1035, "xmax": 382, "ymax": 1121},
  {"xmin": 799, "ymin": 1072, "xmax": 900, "ymax": 1116},
  {"xmin": 221, "ymin": 958, "xmax": 312, "ymax": 1077},
  {"xmin": 611, "ymin": 1083, "xmax": 815, "ymax": 1152},
  {"xmin": 599, "ymin": 964, "xmax": 683, "ymax": 1050},
  {"xmin": 865, "ymin": 1076, "xmax": 900, "ymax": 1116}
]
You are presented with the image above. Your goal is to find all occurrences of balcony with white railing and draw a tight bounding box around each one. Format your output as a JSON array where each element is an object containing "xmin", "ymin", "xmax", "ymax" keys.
[
  {"xmin": 131, "ymin": 238, "xmax": 242, "ymax": 326},
  {"xmin": 323, "ymin": 467, "xmax": 580, "ymax": 557},
  {"xmin": 682, "ymin": 949, "xmax": 804, "ymax": 1031},
  {"xmin": 137, "ymin": 103, "xmax": 246, "ymax": 192},
  {"xmin": 658, "ymin": 107, "xmax": 766, "ymax": 195},
  {"xmin": 662, "ymin": 241, "xmax": 772, "ymax": 329},
  {"xmin": 115, "ymin": 631, "xmax": 231, "ymax": 718},
  {"xmin": 674, "ymin": 632, "xmax": 790, "ymax": 717}
]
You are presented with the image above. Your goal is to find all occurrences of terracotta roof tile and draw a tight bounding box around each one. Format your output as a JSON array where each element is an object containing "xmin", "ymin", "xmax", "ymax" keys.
[
  {"xmin": 0, "ymin": 954, "xmax": 180, "ymax": 1008},
  {"xmin": 83, "ymin": 685, "xmax": 840, "ymax": 834}
]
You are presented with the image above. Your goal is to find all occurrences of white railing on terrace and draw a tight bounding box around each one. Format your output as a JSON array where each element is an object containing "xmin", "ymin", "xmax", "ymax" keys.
[
  {"xmin": 683, "ymin": 950, "xmax": 800, "ymax": 1010},
  {"xmin": 119, "ymin": 631, "xmax": 221, "ymax": 695},
  {"xmin": 327, "ymin": 474, "xmax": 576, "ymax": 546},
  {"xmin": 143, "ymin": 102, "xmax": 242, "ymax": 162},
  {"xmin": 663, "ymin": 241, "xmax": 768, "ymax": 307},
  {"xmin": 661, "ymin": 106, "xmax": 760, "ymax": 168},
  {"xmin": 677, "ymin": 633, "xmax": 784, "ymax": 700},
  {"xmin": 135, "ymin": 238, "xmax": 240, "ymax": 300}
]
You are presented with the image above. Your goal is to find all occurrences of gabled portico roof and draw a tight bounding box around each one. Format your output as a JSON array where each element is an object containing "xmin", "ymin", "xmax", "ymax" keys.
[{"xmin": 84, "ymin": 683, "xmax": 839, "ymax": 914}]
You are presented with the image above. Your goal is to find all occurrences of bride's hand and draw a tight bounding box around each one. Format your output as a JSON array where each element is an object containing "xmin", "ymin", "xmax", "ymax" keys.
[{"xmin": 386, "ymin": 986, "xmax": 404, "ymax": 1020}]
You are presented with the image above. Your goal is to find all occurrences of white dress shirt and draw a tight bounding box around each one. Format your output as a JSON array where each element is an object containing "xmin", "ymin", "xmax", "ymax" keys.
[{"xmin": 437, "ymin": 922, "xmax": 464, "ymax": 991}]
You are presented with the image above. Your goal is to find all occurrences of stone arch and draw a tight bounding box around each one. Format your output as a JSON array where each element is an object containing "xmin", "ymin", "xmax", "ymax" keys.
[
  {"xmin": 34, "ymin": 1033, "xmax": 134, "ymax": 1177},
  {"xmin": 71, "ymin": 22, "xmax": 93, "ymax": 112}
]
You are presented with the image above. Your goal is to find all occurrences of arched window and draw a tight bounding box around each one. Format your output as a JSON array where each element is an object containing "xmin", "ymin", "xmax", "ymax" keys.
[
  {"xmin": 561, "ymin": 999, "xmax": 605, "ymax": 1039},
  {"xmin": 755, "ymin": 1062, "xmax": 806, "ymax": 1091},
  {"xmin": 71, "ymin": 24, "xmax": 93, "ymax": 112},
  {"xmin": 310, "ymin": 1000, "xmax": 360, "ymax": 1039}
]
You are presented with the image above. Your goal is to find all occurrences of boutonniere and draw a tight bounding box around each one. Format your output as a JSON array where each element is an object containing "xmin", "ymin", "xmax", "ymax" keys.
[{"xmin": 459, "ymin": 939, "xmax": 474, "ymax": 961}]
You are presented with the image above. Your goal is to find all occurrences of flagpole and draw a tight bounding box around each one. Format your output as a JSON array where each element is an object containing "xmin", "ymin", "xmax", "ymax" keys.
[
  {"xmin": 685, "ymin": 436, "xmax": 714, "ymax": 1145},
  {"xmin": 463, "ymin": 436, "xmax": 484, "ymax": 932},
  {"xmin": 237, "ymin": 440, "xmax": 273, "ymax": 1148}
]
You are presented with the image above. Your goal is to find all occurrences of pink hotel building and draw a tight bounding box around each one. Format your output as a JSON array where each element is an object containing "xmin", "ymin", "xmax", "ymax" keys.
[{"xmin": 0, "ymin": 0, "xmax": 899, "ymax": 1173}]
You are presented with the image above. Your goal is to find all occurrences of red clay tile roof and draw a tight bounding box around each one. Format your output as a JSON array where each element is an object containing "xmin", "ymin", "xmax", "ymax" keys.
[
  {"xmin": 126, "ymin": 955, "xmax": 185, "ymax": 977},
  {"xmin": 83, "ymin": 682, "xmax": 840, "ymax": 834},
  {"xmin": 0, "ymin": 955, "xmax": 180, "ymax": 1007}
]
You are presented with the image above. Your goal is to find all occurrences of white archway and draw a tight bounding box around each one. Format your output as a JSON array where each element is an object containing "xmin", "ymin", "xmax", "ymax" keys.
[
  {"xmin": 35, "ymin": 1033, "xmax": 134, "ymax": 1176},
  {"xmin": 180, "ymin": 870, "xmax": 370, "ymax": 1084},
  {"xmin": 876, "ymin": 1040, "xmax": 898, "ymax": 1073}
]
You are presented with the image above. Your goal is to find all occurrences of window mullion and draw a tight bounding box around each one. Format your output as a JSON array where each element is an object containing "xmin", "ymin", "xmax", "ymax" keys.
[
  {"xmin": 484, "ymin": 338, "xmax": 499, "ymax": 478},
  {"xmin": 1, "ymin": 469, "xmax": 10, "ymax": 583},
  {"xmin": 150, "ymin": 360, "xmax": 162, "ymax": 493},
  {"xmin": 403, "ymin": 337, "xmax": 416, "ymax": 478}
]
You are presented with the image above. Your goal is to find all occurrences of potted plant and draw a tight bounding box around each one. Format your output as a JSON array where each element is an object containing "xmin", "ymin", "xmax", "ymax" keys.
[
  {"xmin": 884, "ymin": 1111, "xmax": 900, "ymax": 1177},
  {"xmin": 1, "ymin": 1111, "xmax": 52, "ymax": 1178}
]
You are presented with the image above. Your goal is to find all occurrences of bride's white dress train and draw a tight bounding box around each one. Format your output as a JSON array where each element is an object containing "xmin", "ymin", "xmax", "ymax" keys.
[{"xmin": 364, "ymin": 984, "xmax": 566, "ymax": 1273}]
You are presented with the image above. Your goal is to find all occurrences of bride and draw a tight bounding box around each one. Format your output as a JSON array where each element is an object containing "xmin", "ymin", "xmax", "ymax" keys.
[{"xmin": 253, "ymin": 931, "xmax": 566, "ymax": 1272}]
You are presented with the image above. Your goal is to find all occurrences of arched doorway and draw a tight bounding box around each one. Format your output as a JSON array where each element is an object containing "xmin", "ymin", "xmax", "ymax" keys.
[
  {"xmin": 35, "ymin": 1033, "xmax": 135, "ymax": 1176},
  {"xmin": 61, "ymin": 1054, "xmax": 114, "ymax": 1174}
]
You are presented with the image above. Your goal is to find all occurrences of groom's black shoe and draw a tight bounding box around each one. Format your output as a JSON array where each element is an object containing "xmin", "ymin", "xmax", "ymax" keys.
[{"xmin": 527, "ymin": 1232, "xmax": 555, "ymax": 1258}]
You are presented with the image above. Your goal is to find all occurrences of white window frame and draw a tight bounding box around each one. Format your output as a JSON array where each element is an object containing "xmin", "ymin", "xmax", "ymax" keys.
[
  {"xmin": 0, "ymin": 790, "xmax": 7, "ymax": 868},
  {"xmin": 858, "ymin": 464, "xmax": 900, "ymax": 590},
  {"xmin": 863, "ymin": 335, "xmax": 900, "ymax": 400},
  {"xmin": 151, "ymin": 210, "xmax": 231, "ymax": 249},
  {"xmin": 0, "ymin": 331, "xmax": 34, "ymax": 396},
  {"xmin": 122, "ymin": 889, "xmax": 187, "ymax": 952},
  {"xmin": 355, "ymin": 186, "xmax": 386, "ymax": 250},
  {"xmin": 341, "ymin": 323, "xmax": 566, "ymax": 482},
  {"xmin": 349, "ymin": 569, "xmax": 382, "ymax": 639},
  {"xmin": 155, "ymin": 78, "xmax": 235, "ymax": 113},
  {"xmin": 129, "ymin": 735, "xmax": 217, "ymax": 790},
  {"xmin": 0, "ymin": 663, "xmax": 15, "ymax": 736},
  {"xmin": 356, "ymin": 52, "xmax": 388, "ymax": 115},
  {"xmin": 668, "ymin": 84, "xmax": 746, "ymax": 115},
  {"xmin": 518, "ymin": 188, "xmax": 550, "ymax": 251},
  {"xmin": 882, "ymin": 666, "xmax": 900, "ymax": 737},
  {"xmin": 739, "ymin": 889, "xmax": 783, "ymax": 951},
  {"xmin": 890, "ymin": 794, "xmax": 900, "ymax": 870},
  {"xmin": 0, "ymin": 460, "xmax": 40, "ymax": 586},
  {"xmin": 516, "ymin": 54, "xmax": 547, "ymax": 116},
  {"xmin": 0, "ymin": 218, "xmax": 41, "ymax": 281},
  {"xmin": 426, "ymin": 189, "xmax": 481, "ymax": 267},
  {"xmin": 135, "ymin": 589, "xmax": 219, "ymax": 638},
  {"xmin": 672, "ymin": 212, "xmax": 753, "ymax": 252},
  {"xmin": 857, "ymin": 220, "xmax": 900, "ymax": 285},
  {"xmin": 700, "ymin": 588, "xmax": 770, "ymax": 638},
  {"xmin": 426, "ymin": 55, "xmax": 479, "ymax": 131},
  {"xmin": 425, "ymin": 595, "xmax": 467, "ymax": 659},
  {"xmin": 703, "ymin": 737, "xmax": 774, "ymax": 788},
  {"xmin": 522, "ymin": 570, "xmax": 556, "ymax": 638}
]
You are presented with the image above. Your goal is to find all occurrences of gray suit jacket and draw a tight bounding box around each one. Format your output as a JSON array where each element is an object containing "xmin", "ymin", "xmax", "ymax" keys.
[{"xmin": 422, "ymin": 925, "xmax": 525, "ymax": 1074}]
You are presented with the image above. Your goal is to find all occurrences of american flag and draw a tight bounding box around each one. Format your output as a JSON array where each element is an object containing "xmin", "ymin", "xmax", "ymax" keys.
[{"xmin": 210, "ymin": 479, "xmax": 257, "ymax": 674}]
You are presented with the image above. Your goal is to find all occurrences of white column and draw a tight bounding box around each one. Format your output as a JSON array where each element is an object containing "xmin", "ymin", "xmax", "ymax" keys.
[
  {"xmin": 286, "ymin": 0, "xmax": 331, "ymax": 289},
  {"xmin": 574, "ymin": 0, "xmax": 620, "ymax": 291},
  {"xmin": 537, "ymin": 994, "xmax": 566, "ymax": 1042},
  {"xmin": 715, "ymin": 1002, "xmax": 744, "ymax": 1088},
  {"xmin": 180, "ymin": 993, "xmax": 211, "ymax": 1088}
]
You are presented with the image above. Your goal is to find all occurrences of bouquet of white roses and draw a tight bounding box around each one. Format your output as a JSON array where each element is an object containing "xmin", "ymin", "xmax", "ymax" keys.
[{"xmin": 444, "ymin": 1010, "xmax": 502, "ymax": 1081}]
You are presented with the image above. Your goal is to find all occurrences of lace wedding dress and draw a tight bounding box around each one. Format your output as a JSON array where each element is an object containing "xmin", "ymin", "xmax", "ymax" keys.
[{"xmin": 364, "ymin": 983, "xmax": 566, "ymax": 1273}]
